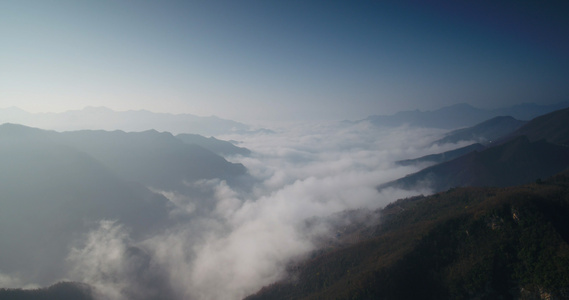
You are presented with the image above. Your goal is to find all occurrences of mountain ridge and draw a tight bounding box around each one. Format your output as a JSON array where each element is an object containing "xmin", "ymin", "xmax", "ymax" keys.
[
  {"xmin": 381, "ymin": 106, "xmax": 569, "ymax": 193},
  {"xmin": 361, "ymin": 101, "xmax": 569, "ymax": 129},
  {"xmin": 176, "ymin": 133, "xmax": 251, "ymax": 157},
  {"xmin": 382, "ymin": 136, "xmax": 569, "ymax": 193},
  {"xmin": 434, "ymin": 115, "xmax": 527, "ymax": 145},
  {"xmin": 0, "ymin": 127, "xmax": 172, "ymax": 285},
  {"xmin": 246, "ymin": 172, "xmax": 569, "ymax": 299},
  {"xmin": 505, "ymin": 106, "xmax": 569, "ymax": 146},
  {"xmin": 0, "ymin": 107, "xmax": 251, "ymax": 136}
]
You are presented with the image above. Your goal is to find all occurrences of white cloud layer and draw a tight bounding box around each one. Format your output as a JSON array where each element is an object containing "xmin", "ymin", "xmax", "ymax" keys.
[{"xmin": 65, "ymin": 121, "xmax": 445, "ymax": 300}]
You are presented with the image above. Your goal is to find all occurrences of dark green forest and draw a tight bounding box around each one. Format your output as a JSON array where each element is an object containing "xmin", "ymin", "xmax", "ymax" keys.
[
  {"xmin": 0, "ymin": 282, "xmax": 94, "ymax": 300},
  {"xmin": 247, "ymin": 172, "xmax": 569, "ymax": 299},
  {"xmin": 4, "ymin": 172, "xmax": 569, "ymax": 300}
]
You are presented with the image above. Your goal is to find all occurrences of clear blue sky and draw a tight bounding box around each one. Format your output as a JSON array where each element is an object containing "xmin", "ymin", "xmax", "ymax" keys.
[{"xmin": 1, "ymin": 0, "xmax": 568, "ymax": 123}]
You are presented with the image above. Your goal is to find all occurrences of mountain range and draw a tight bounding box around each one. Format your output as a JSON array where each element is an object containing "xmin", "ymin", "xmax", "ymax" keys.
[
  {"xmin": 0, "ymin": 125, "xmax": 171, "ymax": 284},
  {"xmin": 396, "ymin": 143, "xmax": 486, "ymax": 167},
  {"xmin": 385, "ymin": 136, "xmax": 569, "ymax": 192},
  {"xmin": 246, "ymin": 172, "xmax": 569, "ymax": 299},
  {"xmin": 176, "ymin": 133, "xmax": 251, "ymax": 157},
  {"xmin": 2, "ymin": 104, "xmax": 569, "ymax": 299},
  {"xmin": 362, "ymin": 102, "xmax": 569, "ymax": 129},
  {"xmin": 56, "ymin": 129, "xmax": 247, "ymax": 190},
  {"xmin": 244, "ymin": 106, "xmax": 569, "ymax": 299},
  {"xmin": 433, "ymin": 115, "xmax": 527, "ymax": 145},
  {"xmin": 0, "ymin": 106, "xmax": 251, "ymax": 136},
  {"xmin": 0, "ymin": 123, "xmax": 248, "ymax": 287},
  {"xmin": 504, "ymin": 106, "xmax": 569, "ymax": 146},
  {"xmin": 382, "ymin": 107, "xmax": 569, "ymax": 193},
  {"xmin": 7, "ymin": 170, "xmax": 569, "ymax": 299}
]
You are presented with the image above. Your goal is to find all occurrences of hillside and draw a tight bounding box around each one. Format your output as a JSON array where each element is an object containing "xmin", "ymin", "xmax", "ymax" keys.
[
  {"xmin": 384, "ymin": 107, "xmax": 569, "ymax": 193},
  {"xmin": 176, "ymin": 133, "xmax": 251, "ymax": 157},
  {"xmin": 0, "ymin": 124, "xmax": 171, "ymax": 285},
  {"xmin": 246, "ymin": 172, "xmax": 569, "ymax": 299},
  {"xmin": 365, "ymin": 103, "xmax": 489, "ymax": 129},
  {"xmin": 396, "ymin": 143, "xmax": 485, "ymax": 166},
  {"xmin": 362, "ymin": 102, "xmax": 568, "ymax": 129},
  {"xmin": 0, "ymin": 123, "xmax": 247, "ymax": 191},
  {"xmin": 506, "ymin": 107, "xmax": 569, "ymax": 146},
  {"xmin": 0, "ymin": 123, "xmax": 249, "ymax": 287},
  {"xmin": 57, "ymin": 129, "xmax": 247, "ymax": 190},
  {"xmin": 435, "ymin": 116, "xmax": 526, "ymax": 145},
  {"xmin": 381, "ymin": 136, "xmax": 569, "ymax": 193},
  {"xmin": 0, "ymin": 282, "xmax": 95, "ymax": 300}
]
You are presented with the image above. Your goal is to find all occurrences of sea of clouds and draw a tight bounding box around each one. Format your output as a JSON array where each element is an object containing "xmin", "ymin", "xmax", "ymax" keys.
[{"xmin": 5, "ymin": 121, "xmax": 465, "ymax": 299}]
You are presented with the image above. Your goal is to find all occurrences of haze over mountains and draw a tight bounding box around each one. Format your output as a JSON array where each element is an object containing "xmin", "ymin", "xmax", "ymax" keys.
[
  {"xmin": 381, "ymin": 106, "xmax": 569, "ymax": 192},
  {"xmin": 434, "ymin": 116, "xmax": 527, "ymax": 145},
  {"xmin": 2, "ymin": 101, "xmax": 567, "ymax": 137},
  {"xmin": 0, "ymin": 106, "xmax": 251, "ymax": 136},
  {"xmin": 247, "ymin": 172, "xmax": 569, "ymax": 299},
  {"xmin": 0, "ymin": 125, "xmax": 172, "ymax": 285},
  {"xmin": 0, "ymin": 123, "xmax": 250, "ymax": 292},
  {"xmin": 3, "ymin": 0, "xmax": 569, "ymax": 297},
  {"xmin": 245, "ymin": 104, "xmax": 569, "ymax": 299},
  {"xmin": 1, "ymin": 102, "xmax": 569, "ymax": 300},
  {"xmin": 361, "ymin": 102, "xmax": 569, "ymax": 129},
  {"xmin": 176, "ymin": 133, "xmax": 251, "ymax": 157}
]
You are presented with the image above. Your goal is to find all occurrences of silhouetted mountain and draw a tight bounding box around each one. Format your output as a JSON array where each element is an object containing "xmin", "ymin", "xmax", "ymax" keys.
[
  {"xmin": 0, "ymin": 123, "xmax": 249, "ymax": 286},
  {"xmin": 435, "ymin": 116, "xmax": 527, "ymax": 145},
  {"xmin": 0, "ymin": 282, "xmax": 95, "ymax": 300},
  {"xmin": 365, "ymin": 103, "xmax": 488, "ymax": 129},
  {"xmin": 0, "ymin": 124, "xmax": 171, "ymax": 285},
  {"xmin": 384, "ymin": 106, "xmax": 569, "ymax": 193},
  {"xmin": 396, "ymin": 143, "xmax": 486, "ymax": 166},
  {"xmin": 494, "ymin": 102, "xmax": 569, "ymax": 121},
  {"xmin": 362, "ymin": 102, "xmax": 568, "ymax": 129},
  {"xmin": 506, "ymin": 107, "xmax": 569, "ymax": 146},
  {"xmin": 57, "ymin": 129, "xmax": 247, "ymax": 190},
  {"xmin": 246, "ymin": 172, "xmax": 569, "ymax": 299},
  {"xmin": 176, "ymin": 133, "xmax": 251, "ymax": 157},
  {"xmin": 381, "ymin": 136, "xmax": 569, "ymax": 193},
  {"xmin": 0, "ymin": 106, "xmax": 251, "ymax": 135}
]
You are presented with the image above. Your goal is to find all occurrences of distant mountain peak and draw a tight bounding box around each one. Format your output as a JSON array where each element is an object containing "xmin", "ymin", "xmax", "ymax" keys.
[
  {"xmin": 445, "ymin": 102, "xmax": 476, "ymax": 109},
  {"xmin": 362, "ymin": 101, "xmax": 569, "ymax": 129},
  {"xmin": 0, "ymin": 106, "xmax": 253, "ymax": 135},
  {"xmin": 82, "ymin": 106, "xmax": 114, "ymax": 112}
]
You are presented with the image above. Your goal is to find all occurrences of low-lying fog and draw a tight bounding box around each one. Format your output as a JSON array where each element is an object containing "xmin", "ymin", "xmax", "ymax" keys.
[{"xmin": 1, "ymin": 121, "xmax": 467, "ymax": 300}]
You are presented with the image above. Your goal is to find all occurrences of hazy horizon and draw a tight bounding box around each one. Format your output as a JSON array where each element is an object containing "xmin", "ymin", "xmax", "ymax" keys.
[{"xmin": 2, "ymin": 1, "xmax": 569, "ymax": 123}]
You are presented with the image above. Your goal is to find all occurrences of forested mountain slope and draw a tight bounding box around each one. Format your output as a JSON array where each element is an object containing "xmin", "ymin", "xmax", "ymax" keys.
[{"xmin": 247, "ymin": 172, "xmax": 569, "ymax": 299}]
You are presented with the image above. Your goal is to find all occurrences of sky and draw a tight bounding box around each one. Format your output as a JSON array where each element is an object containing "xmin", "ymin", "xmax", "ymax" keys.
[{"xmin": 1, "ymin": 0, "xmax": 569, "ymax": 123}]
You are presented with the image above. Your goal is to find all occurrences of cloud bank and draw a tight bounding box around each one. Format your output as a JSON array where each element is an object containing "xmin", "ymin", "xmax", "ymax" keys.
[{"xmin": 64, "ymin": 121, "xmax": 446, "ymax": 300}]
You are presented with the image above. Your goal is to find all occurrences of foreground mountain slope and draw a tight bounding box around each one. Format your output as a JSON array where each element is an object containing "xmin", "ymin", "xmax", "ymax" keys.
[
  {"xmin": 397, "ymin": 115, "xmax": 527, "ymax": 167},
  {"xmin": 396, "ymin": 143, "xmax": 485, "ymax": 167},
  {"xmin": 246, "ymin": 172, "xmax": 569, "ymax": 299},
  {"xmin": 362, "ymin": 102, "xmax": 568, "ymax": 129},
  {"xmin": 176, "ymin": 133, "xmax": 251, "ymax": 157},
  {"xmin": 383, "ymin": 107, "xmax": 569, "ymax": 193},
  {"xmin": 58, "ymin": 129, "xmax": 247, "ymax": 190},
  {"xmin": 0, "ymin": 124, "xmax": 170, "ymax": 285},
  {"xmin": 0, "ymin": 282, "xmax": 95, "ymax": 300},
  {"xmin": 506, "ymin": 106, "xmax": 569, "ymax": 146},
  {"xmin": 383, "ymin": 136, "xmax": 569, "ymax": 193},
  {"xmin": 434, "ymin": 116, "xmax": 527, "ymax": 145}
]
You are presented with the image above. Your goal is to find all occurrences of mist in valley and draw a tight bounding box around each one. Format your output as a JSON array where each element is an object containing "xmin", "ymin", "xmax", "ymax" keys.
[{"xmin": 0, "ymin": 120, "xmax": 461, "ymax": 300}]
